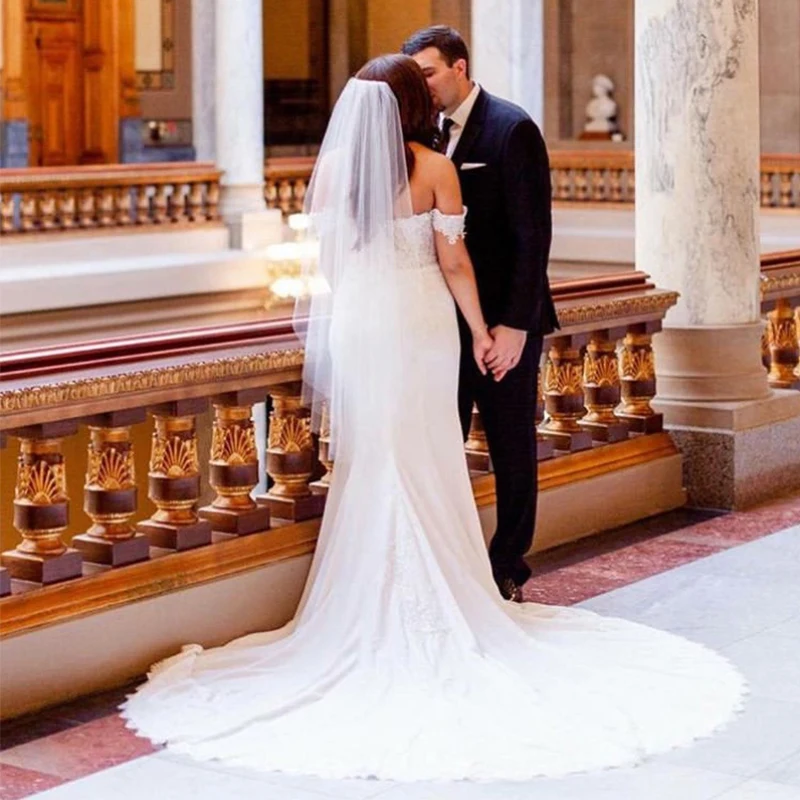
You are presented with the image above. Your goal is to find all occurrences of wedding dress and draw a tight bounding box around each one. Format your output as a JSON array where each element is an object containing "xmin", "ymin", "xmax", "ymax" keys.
[{"xmin": 120, "ymin": 80, "xmax": 745, "ymax": 782}]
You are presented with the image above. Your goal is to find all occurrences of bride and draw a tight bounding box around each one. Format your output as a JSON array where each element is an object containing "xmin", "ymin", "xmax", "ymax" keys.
[{"xmin": 121, "ymin": 55, "xmax": 745, "ymax": 782}]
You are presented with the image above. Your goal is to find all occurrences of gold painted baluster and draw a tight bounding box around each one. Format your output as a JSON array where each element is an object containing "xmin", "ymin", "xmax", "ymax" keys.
[
  {"xmin": 555, "ymin": 169, "xmax": 570, "ymax": 201},
  {"xmin": 199, "ymin": 391, "xmax": 271, "ymax": 535},
  {"xmin": 778, "ymin": 173, "xmax": 793, "ymax": 208},
  {"xmin": 153, "ymin": 185, "xmax": 169, "ymax": 223},
  {"xmin": 256, "ymin": 384, "xmax": 324, "ymax": 521},
  {"xmin": 310, "ymin": 403, "xmax": 335, "ymax": 495},
  {"xmin": 206, "ymin": 181, "xmax": 220, "ymax": 220},
  {"xmin": 540, "ymin": 336, "xmax": 593, "ymax": 452},
  {"xmin": 136, "ymin": 185, "xmax": 151, "ymax": 224},
  {"xmin": 39, "ymin": 192, "xmax": 57, "ymax": 230},
  {"xmin": 78, "ymin": 188, "xmax": 96, "ymax": 228},
  {"xmin": 72, "ymin": 411, "xmax": 150, "ymax": 567},
  {"xmin": 760, "ymin": 171, "xmax": 774, "ymax": 207},
  {"xmin": 188, "ymin": 182, "xmax": 204, "ymax": 221},
  {"xmin": 1, "ymin": 423, "xmax": 83, "ymax": 585},
  {"xmin": 766, "ymin": 298, "xmax": 800, "ymax": 389},
  {"xmin": 97, "ymin": 187, "xmax": 115, "ymax": 227},
  {"xmin": 1, "ymin": 191, "xmax": 14, "ymax": 233},
  {"xmin": 580, "ymin": 329, "xmax": 629, "ymax": 442},
  {"xmin": 20, "ymin": 192, "xmax": 37, "ymax": 231},
  {"xmin": 465, "ymin": 404, "xmax": 491, "ymax": 472},
  {"xmin": 617, "ymin": 323, "xmax": 664, "ymax": 433},
  {"xmin": 115, "ymin": 186, "xmax": 134, "ymax": 226},
  {"xmin": 574, "ymin": 170, "xmax": 589, "ymax": 202},
  {"xmin": 609, "ymin": 169, "xmax": 623, "ymax": 202},
  {"xmin": 136, "ymin": 400, "xmax": 213, "ymax": 550},
  {"xmin": 58, "ymin": 190, "xmax": 77, "ymax": 229},
  {"xmin": 535, "ymin": 360, "xmax": 555, "ymax": 461}
]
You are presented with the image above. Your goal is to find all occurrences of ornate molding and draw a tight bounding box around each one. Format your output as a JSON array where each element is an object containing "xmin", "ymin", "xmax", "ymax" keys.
[
  {"xmin": 554, "ymin": 292, "xmax": 679, "ymax": 329},
  {"xmin": 761, "ymin": 272, "xmax": 800, "ymax": 299},
  {"xmin": 0, "ymin": 349, "xmax": 305, "ymax": 415}
]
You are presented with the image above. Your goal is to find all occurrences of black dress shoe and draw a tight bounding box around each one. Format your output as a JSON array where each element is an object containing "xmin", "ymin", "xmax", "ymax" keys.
[{"xmin": 498, "ymin": 577, "xmax": 523, "ymax": 603}]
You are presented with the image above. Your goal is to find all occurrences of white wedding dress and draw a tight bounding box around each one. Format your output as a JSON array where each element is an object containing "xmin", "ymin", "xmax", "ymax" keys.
[{"xmin": 121, "ymin": 209, "xmax": 746, "ymax": 782}]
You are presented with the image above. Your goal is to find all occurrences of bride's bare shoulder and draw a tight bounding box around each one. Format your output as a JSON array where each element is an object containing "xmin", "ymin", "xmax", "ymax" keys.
[{"xmin": 410, "ymin": 144, "xmax": 455, "ymax": 180}]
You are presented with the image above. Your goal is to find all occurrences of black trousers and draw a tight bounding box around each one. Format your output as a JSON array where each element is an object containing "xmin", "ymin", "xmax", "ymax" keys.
[{"xmin": 458, "ymin": 327, "xmax": 542, "ymax": 587}]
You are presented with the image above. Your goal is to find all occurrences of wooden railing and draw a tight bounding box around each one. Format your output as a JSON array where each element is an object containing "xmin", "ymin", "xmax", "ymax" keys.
[
  {"xmin": 263, "ymin": 152, "xmax": 800, "ymax": 214},
  {"xmin": 0, "ymin": 163, "xmax": 222, "ymax": 236},
  {"xmin": 0, "ymin": 272, "xmax": 678, "ymax": 634},
  {"xmin": 761, "ymin": 249, "xmax": 800, "ymax": 389}
]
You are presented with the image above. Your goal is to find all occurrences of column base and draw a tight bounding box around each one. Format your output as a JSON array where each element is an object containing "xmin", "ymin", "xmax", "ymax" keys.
[
  {"xmin": 198, "ymin": 504, "xmax": 271, "ymax": 535},
  {"xmin": 657, "ymin": 390, "xmax": 800, "ymax": 509},
  {"xmin": 136, "ymin": 519, "xmax": 213, "ymax": 551},
  {"xmin": 654, "ymin": 323, "xmax": 770, "ymax": 402},
  {"xmin": 219, "ymin": 188, "xmax": 282, "ymax": 250},
  {"xmin": 0, "ymin": 548, "xmax": 82, "ymax": 585},
  {"xmin": 256, "ymin": 492, "xmax": 325, "ymax": 522},
  {"xmin": 0, "ymin": 567, "xmax": 11, "ymax": 597},
  {"xmin": 72, "ymin": 533, "xmax": 151, "ymax": 567}
]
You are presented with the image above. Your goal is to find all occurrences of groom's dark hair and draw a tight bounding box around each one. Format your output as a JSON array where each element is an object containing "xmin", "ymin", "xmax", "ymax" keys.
[{"xmin": 401, "ymin": 26, "xmax": 470, "ymax": 79}]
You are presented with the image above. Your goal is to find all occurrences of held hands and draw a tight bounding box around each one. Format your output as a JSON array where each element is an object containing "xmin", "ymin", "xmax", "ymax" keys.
[
  {"xmin": 471, "ymin": 325, "xmax": 494, "ymax": 376},
  {"xmin": 484, "ymin": 325, "xmax": 527, "ymax": 382}
]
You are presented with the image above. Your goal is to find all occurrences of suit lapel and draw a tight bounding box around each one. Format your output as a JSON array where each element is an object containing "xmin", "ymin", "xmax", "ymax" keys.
[{"xmin": 450, "ymin": 88, "xmax": 487, "ymax": 169}]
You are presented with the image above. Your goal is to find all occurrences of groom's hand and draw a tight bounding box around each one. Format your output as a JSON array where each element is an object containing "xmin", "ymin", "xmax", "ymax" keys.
[{"xmin": 485, "ymin": 326, "xmax": 527, "ymax": 382}]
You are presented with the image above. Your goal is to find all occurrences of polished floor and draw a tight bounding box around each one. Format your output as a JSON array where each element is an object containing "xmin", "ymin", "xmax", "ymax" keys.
[{"xmin": 2, "ymin": 490, "xmax": 800, "ymax": 800}]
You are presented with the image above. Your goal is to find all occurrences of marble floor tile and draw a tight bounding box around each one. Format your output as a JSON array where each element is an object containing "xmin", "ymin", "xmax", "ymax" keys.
[
  {"xmin": 154, "ymin": 750, "xmax": 390, "ymax": 799},
  {"xmin": 753, "ymin": 747, "xmax": 800, "ymax": 788},
  {"xmin": 721, "ymin": 632, "xmax": 800, "ymax": 704},
  {"xmin": 370, "ymin": 764, "xmax": 741, "ymax": 800},
  {"xmin": 654, "ymin": 697, "xmax": 800, "ymax": 778},
  {"xmin": 0, "ymin": 763, "xmax": 65, "ymax": 800},
  {"xmin": 712, "ymin": 779, "xmax": 800, "ymax": 798},
  {"xmin": 28, "ymin": 753, "xmax": 383, "ymax": 800},
  {"xmin": 0, "ymin": 714, "xmax": 157, "ymax": 780},
  {"xmin": 581, "ymin": 567, "xmax": 800, "ymax": 648},
  {"xmin": 765, "ymin": 615, "xmax": 800, "ymax": 638}
]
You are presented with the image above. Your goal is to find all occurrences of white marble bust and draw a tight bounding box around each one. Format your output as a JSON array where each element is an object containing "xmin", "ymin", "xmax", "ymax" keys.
[{"xmin": 584, "ymin": 74, "xmax": 618, "ymax": 134}]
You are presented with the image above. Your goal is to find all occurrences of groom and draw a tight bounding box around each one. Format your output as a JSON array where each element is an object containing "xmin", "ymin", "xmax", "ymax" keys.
[{"xmin": 403, "ymin": 26, "xmax": 558, "ymax": 602}]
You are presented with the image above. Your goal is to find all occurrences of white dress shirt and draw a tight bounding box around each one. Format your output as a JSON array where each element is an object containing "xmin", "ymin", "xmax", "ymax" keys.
[{"xmin": 441, "ymin": 82, "xmax": 481, "ymax": 159}]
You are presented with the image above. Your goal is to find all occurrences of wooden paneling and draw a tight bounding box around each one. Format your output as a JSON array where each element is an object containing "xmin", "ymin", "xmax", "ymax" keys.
[{"xmin": 27, "ymin": 20, "xmax": 83, "ymax": 166}]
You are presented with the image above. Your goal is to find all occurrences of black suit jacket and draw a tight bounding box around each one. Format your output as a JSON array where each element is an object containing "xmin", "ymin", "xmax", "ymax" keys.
[{"xmin": 451, "ymin": 88, "xmax": 559, "ymax": 336}]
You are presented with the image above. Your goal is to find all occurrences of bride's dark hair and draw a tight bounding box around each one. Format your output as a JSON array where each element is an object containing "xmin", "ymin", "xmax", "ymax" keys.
[{"xmin": 355, "ymin": 54, "xmax": 437, "ymax": 178}]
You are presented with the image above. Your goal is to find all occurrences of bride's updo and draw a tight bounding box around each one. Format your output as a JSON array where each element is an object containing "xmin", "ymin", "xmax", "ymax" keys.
[{"xmin": 356, "ymin": 54, "xmax": 437, "ymax": 177}]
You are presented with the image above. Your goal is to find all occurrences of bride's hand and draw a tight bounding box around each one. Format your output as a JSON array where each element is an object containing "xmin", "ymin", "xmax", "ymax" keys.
[{"xmin": 472, "ymin": 326, "xmax": 494, "ymax": 376}]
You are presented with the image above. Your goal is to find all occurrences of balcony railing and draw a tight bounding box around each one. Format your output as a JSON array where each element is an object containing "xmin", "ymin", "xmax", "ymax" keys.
[
  {"xmin": 263, "ymin": 152, "xmax": 800, "ymax": 214},
  {"xmin": 762, "ymin": 249, "xmax": 800, "ymax": 389},
  {"xmin": 0, "ymin": 272, "xmax": 679, "ymax": 637},
  {"xmin": 0, "ymin": 163, "xmax": 222, "ymax": 236}
]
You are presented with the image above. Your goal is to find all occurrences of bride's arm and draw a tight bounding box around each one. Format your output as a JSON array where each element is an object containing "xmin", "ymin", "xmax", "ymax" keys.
[{"xmin": 432, "ymin": 157, "xmax": 492, "ymax": 373}]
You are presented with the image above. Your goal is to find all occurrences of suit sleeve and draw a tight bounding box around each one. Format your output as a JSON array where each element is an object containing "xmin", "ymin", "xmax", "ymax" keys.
[{"xmin": 498, "ymin": 118, "xmax": 552, "ymax": 332}]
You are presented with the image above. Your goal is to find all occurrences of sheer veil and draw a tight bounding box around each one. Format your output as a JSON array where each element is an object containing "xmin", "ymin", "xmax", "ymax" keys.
[{"xmin": 293, "ymin": 78, "xmax": 413, "ymax": 461}]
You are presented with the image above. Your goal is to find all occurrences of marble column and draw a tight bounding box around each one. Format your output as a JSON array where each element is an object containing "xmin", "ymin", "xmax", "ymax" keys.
[
  {"xmin": 636, "ymin": 0, "xmax": 800, "ymax": 508},
  {"xmin": 471, "ymin": 0, "xmax": 544, "ymax": 126},
  {"xmin": 636, "ymin": 0, "xmax": 766, "ymax": 401},
  {"xmin": 214, "ymin": 0, "xmax": 281, "ymax": 248},
  {"xmin": 192, "ymin": 0, "xmax": 216, "ymax": 162}
]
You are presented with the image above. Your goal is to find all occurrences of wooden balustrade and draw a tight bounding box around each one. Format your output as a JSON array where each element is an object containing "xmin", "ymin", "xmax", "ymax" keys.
[
  {"xmin": 761, "ymin": 249, "xmax": 800, "ymax": 389},
  {"xmin": 0, "ymin": 163, "xmax": 222, "ymax": 236},
  {"xmin": 264, "ymin": 152, "xmax": 800, "ymax": 213},
  {"xmin": 0, "ymin": 274, "xmax": 680, "ymax": 634}
]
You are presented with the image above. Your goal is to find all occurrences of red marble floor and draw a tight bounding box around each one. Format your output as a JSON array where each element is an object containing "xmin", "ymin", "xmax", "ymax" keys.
[{"xmin": 2, "ymin": 488, "xmax": 800, "ymax": 800}]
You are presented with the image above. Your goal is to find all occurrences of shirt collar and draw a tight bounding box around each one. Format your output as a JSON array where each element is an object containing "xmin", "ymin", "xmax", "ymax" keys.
[{"xmin": 442, "ymin": 82, "xmax": 480, "ymax": 129}]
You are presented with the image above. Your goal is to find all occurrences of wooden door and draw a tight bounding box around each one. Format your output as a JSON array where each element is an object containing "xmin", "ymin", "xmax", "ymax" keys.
[{"xmin": 27, "ymin": 20, "xmax": 83, "ymax": 166}]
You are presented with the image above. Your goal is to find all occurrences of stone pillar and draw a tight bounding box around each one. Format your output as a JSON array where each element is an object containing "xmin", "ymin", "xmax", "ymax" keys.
[
  {"xmin": 214, "ymin": 0, "xmax": 281, "ymax": 249},
  {"xmin": 192, "ymin": 0, "xmax": 216, "ymax": 162},
  {"xmin": 636, "ymin": 0, "xmax": 800, "ymax": 508},
  {"xmin": 471, "ymin": 0, "xmax": 544, "ymax": 125}
]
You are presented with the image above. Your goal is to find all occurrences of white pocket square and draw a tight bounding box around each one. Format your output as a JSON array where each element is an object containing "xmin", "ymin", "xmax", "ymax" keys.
[{"xmin": 460, "ymin": 162, "xmax": 487, "ymax": 171}]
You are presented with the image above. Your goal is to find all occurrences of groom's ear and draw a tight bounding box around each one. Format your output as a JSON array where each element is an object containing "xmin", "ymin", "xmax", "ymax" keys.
[{"xmin": 453, "ymin": 57, "xmax": 469, "ymax": 80}]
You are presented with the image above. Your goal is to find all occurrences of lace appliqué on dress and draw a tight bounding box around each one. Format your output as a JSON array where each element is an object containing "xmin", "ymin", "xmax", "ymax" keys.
[{"xmin": 432, "ymin": 207, "xmax": 467, "ymax": 245}]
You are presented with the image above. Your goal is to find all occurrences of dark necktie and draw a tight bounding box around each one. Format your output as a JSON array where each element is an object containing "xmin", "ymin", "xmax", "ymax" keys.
[{"xmin": 438, "ymin": 118, "xmax": 455, "ymax": 155}]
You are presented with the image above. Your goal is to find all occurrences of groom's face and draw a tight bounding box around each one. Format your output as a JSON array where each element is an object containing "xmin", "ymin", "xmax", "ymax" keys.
[{"xmin": 411, "ymin": 47, "xmax": 466, "ymax": 114}]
